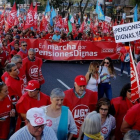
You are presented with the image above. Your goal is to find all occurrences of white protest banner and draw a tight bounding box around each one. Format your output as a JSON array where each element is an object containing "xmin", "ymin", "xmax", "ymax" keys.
[
  {"xmin": 113, "ymin": 21, "xmax": 140, "ymax": 43},
  {"xmin": 105, "ymin": 16, "xmax": 111, "ymax": 23}
]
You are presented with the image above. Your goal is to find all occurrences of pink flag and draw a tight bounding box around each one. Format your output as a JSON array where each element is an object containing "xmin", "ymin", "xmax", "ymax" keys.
[{"xmin": 130, "ymin": 47, "xmax": 140, "ymax": 102}]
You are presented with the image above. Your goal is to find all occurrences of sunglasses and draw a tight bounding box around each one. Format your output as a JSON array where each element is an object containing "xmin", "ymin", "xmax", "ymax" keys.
[
  {"xmin": 104, "ymin": 62, "xmax": 110, "ymax": 64},
  {"xmin": 97, "ymin": 66, "xmax": 99, "ymax": 68},
  {"xmin": 22, "ymin": 45, "xmax": 27, "ymax": 46},
  {"xmin": 33, "ymin": 125, "xmax": 44, "ymax": 130},
  {"xmin": 16, "ymin": 61, "xmax": 22, "ymax": 64},
  {"xmin": 127, "ymin": 89, "xmax": 131, "ymax": 92}
]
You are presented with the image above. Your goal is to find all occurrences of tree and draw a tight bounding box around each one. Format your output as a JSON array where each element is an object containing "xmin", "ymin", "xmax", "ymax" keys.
[
  {"xmin": 130, "ymin": 0, "xmax": 140, "ymax": 7},
  {"xmin": 7, "ymin": 0, "xmax": 25, "ymax": 6}
]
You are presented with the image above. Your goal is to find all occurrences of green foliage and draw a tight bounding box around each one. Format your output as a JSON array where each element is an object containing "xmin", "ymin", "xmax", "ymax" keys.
[
  {"xmin": 50, "ymin": 0, "xmax": 66, "ymax": 9},
  {"xmin": 8, "ymin": 0, "xmax": 25, "ymax": 6},
  {"xmin": 130, "ymin": 0, "xmax": 140, "ymax": 7}
]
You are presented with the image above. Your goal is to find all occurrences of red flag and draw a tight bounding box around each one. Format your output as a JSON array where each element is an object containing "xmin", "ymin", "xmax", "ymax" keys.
[
  {"xmin": 72, "ymin": 23, "xmax": 76, "ymax": 33},
  {"xmin": 130, "ymin": 47, "xmax": 140, "ymax": 102},
  {"xmin": 40, "ymin": 15, "xmax": 48, "ymax": 32},
  {"xmin": 24, "ymin": 3, "xmax": 34, "ymax": 29},
  {"xmin": 14, "ymin": 17, "xmax": 19, "ymax": 26},
  {"xmin": 79, "ymin": 22, "xmax": 85, "ymax": 33},
  {"xmin": 114, "ymin": 19, "xmax": 117, "ymax": 26},
  {"xmin": 55, "ymin": 16, "xmax": 62, "ymax": 28},
  {"xmin": 90, "ymin": 22, "xmax": 94, "ymax": 33},
  {"xmin": 5, "ymin": 3, "xmax": 17, "ymax": 32},
  {"xmin": 120, "ymin": 19, "xmax": 124, "ymax": 25},
  {"xmin": 33, "ymin": 4, "xmax": 38, "ymax": 29}
]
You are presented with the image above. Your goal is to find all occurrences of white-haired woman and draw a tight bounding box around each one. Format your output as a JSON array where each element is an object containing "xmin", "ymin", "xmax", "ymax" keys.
[
  {"xmin": 41, "ymin": 88, "xmax": 77, "ymax": 140},
  {"xmin": 82, "ymin": 111, "xmax": 104, "ymax": 140}
]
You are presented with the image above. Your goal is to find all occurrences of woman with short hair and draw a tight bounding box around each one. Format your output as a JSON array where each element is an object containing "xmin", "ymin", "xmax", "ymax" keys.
[
  {"xmin": 85, "ymin": 61, "xmax": 100, "ymax": 92},
  {"xmin": 41, "ymin": 88, "xmax": 77, "ymax": 140},
  {"xmin": 96, "ymin": 98, "xmax": 116, "ymax": 140},
  {"xmin": 98, "ymin": 57, "xmax": 116, "ymax": 100},
  {"xmin": 82, "ymin": 111, "xmax": 104, "ymax": 140}
]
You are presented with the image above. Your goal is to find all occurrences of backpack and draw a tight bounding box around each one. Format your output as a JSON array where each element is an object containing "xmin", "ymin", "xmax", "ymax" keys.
[{"xmin": 124, "ymin": 53, "xmax": 130, "ymax": 62}]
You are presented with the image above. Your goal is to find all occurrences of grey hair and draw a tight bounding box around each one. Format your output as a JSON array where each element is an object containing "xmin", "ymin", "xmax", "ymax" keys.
[
  {"xmin": 11, "ymin": 55, "xmax": 22, "ymax": 63},
  {"xmin": 28, "ymin": 48, "xmax": 36, "ymax": 54},
  {"xmin": 123, "ymin": 130, "xmax": 140, "ymax": 140},
  {"xmin": 82, "ymin": 111, "xmax": 101, "ymax": 135},
  {"xmin": 6, "ymin": 62, "xmax": 16, "ymax": 72},
  {"xmin": 50, "ymin": 88, "xmax": 65, "ymax": 98}
]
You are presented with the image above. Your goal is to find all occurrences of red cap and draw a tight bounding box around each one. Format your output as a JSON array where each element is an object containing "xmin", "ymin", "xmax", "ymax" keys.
[
  {"xmin": 25, "ymin": 80, "xmax": 40, "ymax": 91},
  {"xmin": 75, "ymin": 75, "xmax": 87, "ymax": 86}
]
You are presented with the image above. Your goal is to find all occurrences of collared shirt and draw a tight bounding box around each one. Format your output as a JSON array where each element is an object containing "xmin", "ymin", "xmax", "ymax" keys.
[
  {"xmin": 73, "ymin": 88, "xmax": 86, "ymax": 98},
  {"xmin": 9, "ymin": 125, "xmax": 58, "ymax": 140}
]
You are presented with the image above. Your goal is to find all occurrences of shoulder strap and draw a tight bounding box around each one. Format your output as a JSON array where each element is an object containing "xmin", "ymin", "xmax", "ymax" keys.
[
  {"xmin": 89, "ymin": 73, "xmax": 92, "ymax": 80},
  {"xmin": 100, "ymin": 66, "xmax": 103, "ymax": 74}
]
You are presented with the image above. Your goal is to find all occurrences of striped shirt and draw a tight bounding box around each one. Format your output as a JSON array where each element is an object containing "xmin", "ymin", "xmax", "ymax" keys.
[{"xmin": 9, "ymin": 125, "xmax": 58, "ymax": 140}]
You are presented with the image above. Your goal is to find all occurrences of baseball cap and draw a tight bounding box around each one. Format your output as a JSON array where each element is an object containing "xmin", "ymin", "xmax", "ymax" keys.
[
  {"xmin": 26, "ymin": 107, "xmax": 46, "ymax": 126},
  {"xmin": 75, "ymin": 75, "xmax": 87, "ymax": 86},
  {"xmin": 25, "ymin": 80, "xmax": 40, "ymax": 91},
  {"xmin": 15, "ymin": 35, "xmax": 20, "ymax": 39}
]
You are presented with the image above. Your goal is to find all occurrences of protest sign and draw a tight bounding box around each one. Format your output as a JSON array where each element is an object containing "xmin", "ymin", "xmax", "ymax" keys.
[
  {"xmin": 113, "ymin": 21, "xmax": 140, "ymax": 43},
  {"xmin": 105, "ymin": 16, "xmax": 111, "ymax": 23}
]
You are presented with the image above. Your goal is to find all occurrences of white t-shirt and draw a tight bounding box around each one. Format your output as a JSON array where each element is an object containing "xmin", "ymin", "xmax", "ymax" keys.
[
  {"xmin": 101, "ymin": 114, "xmax": 116, "ymax": 140},
  {"xmin": 41, "ymin": 106, "xmax": 77, "ymax": 136},
  {"xmin": 86, "ymin": 75, "xmax": 100, "ymax": 92}
]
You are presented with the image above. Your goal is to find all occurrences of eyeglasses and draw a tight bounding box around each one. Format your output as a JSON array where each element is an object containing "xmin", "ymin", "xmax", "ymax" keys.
[
  {"xmin": 127, "ymin": 89, "xmax": 131, "ymax": 92},
  {"xmin": 33, "ymin": 125, "xmax": 44, "ymax": 130},
  {"xmin": 104, "ymin": 62, "xmax": 110, "ymax": 64},
  {"xmin": 100, "ymin": 108, "xmax": 108, "ymax": 112},
  {"xmin": 22, "ymin": 44, "xmax": 27, "ymax": 46}
]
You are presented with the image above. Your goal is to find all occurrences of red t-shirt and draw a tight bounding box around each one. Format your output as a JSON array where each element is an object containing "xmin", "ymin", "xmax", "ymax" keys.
[
  {"xmin": 120, "ymin": 46, "xmax": 130, "ymax": 62},
  {"xmin": 134, "ymin": 41, "xmax": 140, "ymax": 55},
  {"xmin": 63, "ymin": 88, "xmax": 98, "ymax": 138},
  {"xmin": 124, "ymin": 103, "xmax": 140, "ymax": 131},
  {"xmin": 16, "ymin": 92, "xmax": 50, "ymax": 116},
  {"xmin": 43, "ymin": 34, "xmax": 53, "ymax": 40},
  {"xmin": 5, "ymin": 76, "xmax": 24, "ymax": 100},
  {"xmin": 17, "ymin": 50, "xmax": 28, "ymax": 59},
  {"xmin": 10, "ymin": 49, "xmax": 19, "ymax": 58},
  {"xmin": 0, "ymin": 95, "xmax": 12, "ymax": 139},
  {"xmin": 111, "ymin": 97, "xmax": 138, "ymax": 140},
  {"xmin": 23, "ymin": 57, "xmax": 45, "ymax": 85},
  {"xmin": 0, "ymin": 51, "xmax": 7, "ymax": 69}
]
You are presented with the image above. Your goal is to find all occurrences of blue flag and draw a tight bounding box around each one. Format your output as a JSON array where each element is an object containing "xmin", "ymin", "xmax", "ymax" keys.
[
  {"xmin": 45, "ymin": 0, "xmax": 50, "ymax": 14},
  {"xmin": 50, "ymin": 7, "xmax": 56, "ymax": 26},
  {"xmin": 17, "ymin": 8, "xmax": 19, "ymax": 17},
  {"xmin": 95, "ymin": 0, "xmax": 99, "ymax": 14},
  {"xmin": 134, "ymin": 4, "xmax": 138, "ymax": 22}
]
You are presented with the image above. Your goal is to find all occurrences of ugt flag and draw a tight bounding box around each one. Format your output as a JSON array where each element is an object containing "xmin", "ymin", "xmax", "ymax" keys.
[{"xmin": 130, "ymin": 47, "xmax": 140, "ymax": 102}]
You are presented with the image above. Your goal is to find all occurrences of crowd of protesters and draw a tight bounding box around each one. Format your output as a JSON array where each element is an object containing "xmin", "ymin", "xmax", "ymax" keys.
[{"xmin": 0, "ymin": 10, "xmax": 140, "ymax": 140}]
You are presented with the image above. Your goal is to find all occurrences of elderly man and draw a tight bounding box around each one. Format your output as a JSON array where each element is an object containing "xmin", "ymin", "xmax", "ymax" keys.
[
  {"xmin": 1, "ymin": 55, "xmax": 27, "ymax": 87},
  {"xmin": 52, "ymin": 28, "xmax": 60, "ymax": 42},
  {"xmin": 5, "ymin": 62, "xmax": 24, "ymax": 101},
  {"xmin": 123, "ymin": 130, "xmax": 140, "ymax": 140},
  {"xmin": 17, "ymin": 41, "xmax": 28, "ymax": 59},
  {"xmin": 63, "ymin": 75, "xmax": 98, "ymax": 139},
  {"xmin": 16, "ymin": 80, "xmax": 50, "ymax": 121},
  {"xmin": 23, "ymin": 48, "xmax": 45, "ymax": 85},
  {"xmin": 9, "ymin": 107, "xmax": 58, "ymax": 140}
]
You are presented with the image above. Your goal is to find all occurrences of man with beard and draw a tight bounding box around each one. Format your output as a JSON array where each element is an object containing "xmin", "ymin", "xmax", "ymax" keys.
[
  {"xmin": 63, "ymin": 75, "xmax": 98, "ymax": 140},
  {"xmin": 23, "ymin": 48, "xmax": 45, "ymax": 85}
]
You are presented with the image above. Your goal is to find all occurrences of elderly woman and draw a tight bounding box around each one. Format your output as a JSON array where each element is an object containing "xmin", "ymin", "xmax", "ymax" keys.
[
  {"xmin": 82, "ymin": 111, "xmax": 104, "ymax": 140},
  {"xmin": 41, "ymin": 88, "xmax": 77, "ymax": 140},
  {"xmin": 0, "ymin": 82, "xmax": 15, "ymax": 140}
]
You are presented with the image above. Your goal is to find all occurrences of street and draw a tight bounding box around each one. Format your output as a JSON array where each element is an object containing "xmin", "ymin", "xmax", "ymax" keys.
[{"xmin": 41, "ymin": 60, "xmax": 130, "ymax": 98}]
